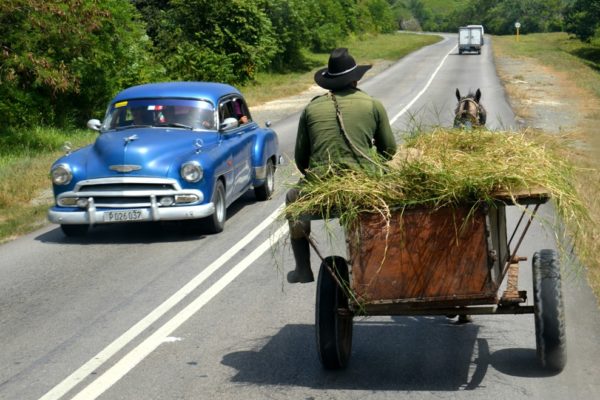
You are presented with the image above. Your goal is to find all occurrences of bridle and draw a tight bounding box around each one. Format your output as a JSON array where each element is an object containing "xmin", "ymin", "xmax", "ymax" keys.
[{"xmin": 454, "ymin": 97, "xmax": 483, "ymax": 128}]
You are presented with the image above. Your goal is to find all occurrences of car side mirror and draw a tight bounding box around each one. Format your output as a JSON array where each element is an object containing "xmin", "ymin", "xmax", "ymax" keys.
[
  {"xmin": 87, "ymin": 119, "xmax": 102, "ymax": 131},
  {"xmin": 219, "ymin": 117, "xmax": 239, "ymax": 131}
]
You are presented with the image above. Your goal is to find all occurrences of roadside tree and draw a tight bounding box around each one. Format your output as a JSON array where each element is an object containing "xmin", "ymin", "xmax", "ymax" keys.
[
  {"xmin": 565, "ymin": 0, "xmax": 600, "ymax": 42},
  {"xmin": 0, "ymin": 0, "xmax": 161, "ymax": 128}
]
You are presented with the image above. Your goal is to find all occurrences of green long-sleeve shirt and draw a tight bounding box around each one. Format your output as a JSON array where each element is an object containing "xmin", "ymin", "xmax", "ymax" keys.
[{"xmin": 294, "ymin": 88, "xmax": 396, "ymax": 176}]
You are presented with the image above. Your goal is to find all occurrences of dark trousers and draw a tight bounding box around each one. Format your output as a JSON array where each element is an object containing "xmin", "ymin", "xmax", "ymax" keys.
[{"xmin": 285, "ymin": 187, "xmax": 310, "ymax": 239}]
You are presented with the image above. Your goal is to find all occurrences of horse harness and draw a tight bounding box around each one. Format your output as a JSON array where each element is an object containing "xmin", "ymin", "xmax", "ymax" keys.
[{"xmin": 454, "ymin": 97, "xmax": 483, "ymax": 128}]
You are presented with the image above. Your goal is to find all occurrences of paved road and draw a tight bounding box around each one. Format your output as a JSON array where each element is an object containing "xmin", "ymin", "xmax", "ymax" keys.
[{"xmin": 1, "ymin": 34, "xmax": 599, "ymax": 400}]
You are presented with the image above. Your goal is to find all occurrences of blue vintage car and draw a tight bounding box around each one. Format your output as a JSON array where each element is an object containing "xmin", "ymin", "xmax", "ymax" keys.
[{"xmin": 48, "ymin": 82, "xmax": 280, "ymax": 236}]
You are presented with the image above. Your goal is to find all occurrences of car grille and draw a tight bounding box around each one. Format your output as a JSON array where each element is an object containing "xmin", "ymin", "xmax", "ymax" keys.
[
  {"xmin": 71, "ymin": 178, "xmax": 182, "ymax": 208},
  {"xmin": 78, "ymin": 183, "xmax": 175, "ymax": 192}
]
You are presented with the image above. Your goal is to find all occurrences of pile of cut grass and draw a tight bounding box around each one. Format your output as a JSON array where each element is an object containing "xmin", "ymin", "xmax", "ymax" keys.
[{"xmin": 284, "ymin": 128, "xmax": 589, "ymax": 238}]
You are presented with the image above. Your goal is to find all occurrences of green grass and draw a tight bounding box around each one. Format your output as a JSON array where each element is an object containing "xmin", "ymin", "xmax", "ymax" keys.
[
  {"xmin": 420, "ymin": 0, "xmax": 468, "ymax": 15},
  {"xmin": 0, "ymin": 129, "xmax": 96, "ymax": 242}
]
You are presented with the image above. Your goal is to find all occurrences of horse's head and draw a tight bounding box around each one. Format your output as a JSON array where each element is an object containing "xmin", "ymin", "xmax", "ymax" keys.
[{"xmin": 454, "ymin": 88, "xmax": 486, "ymax": 128}]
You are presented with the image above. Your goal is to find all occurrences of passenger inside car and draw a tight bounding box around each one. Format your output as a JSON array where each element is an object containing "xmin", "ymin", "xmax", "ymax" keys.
[
  {"xmin": 233, "ymin": 99, "xmax": 249, "ymax": 125},
  {"xmin": 219, "ymin": 98, "xmax": 250, "ymax": 128}
]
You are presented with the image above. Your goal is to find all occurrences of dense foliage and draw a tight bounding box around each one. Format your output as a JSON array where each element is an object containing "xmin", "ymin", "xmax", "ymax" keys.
[
  {"xmin": 2, "ymin": 0, "xmax": 598, "ymax": 132},
  {"xmin": 393, "ymin": 0, "xmax": 598, "ymax": 37},
  {"xmin": 564, "ymin": 0, "xmax": 600, "ymax": 42},
  {"xmin": 142, "ymin": 0, "xmax": 397, "ymax": 76},
  {"xmin": 0, "ymin": 0, "xmax": 397, "ymax": 130},
  {"xmin": 0, "ymin": 0, "xmax": 163, "ymax": 128}
]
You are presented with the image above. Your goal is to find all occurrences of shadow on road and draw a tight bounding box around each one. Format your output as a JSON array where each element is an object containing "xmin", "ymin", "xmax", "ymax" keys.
[{"xmin": 222, "ymin": 317, "xmax": 556, "ymax": 391}]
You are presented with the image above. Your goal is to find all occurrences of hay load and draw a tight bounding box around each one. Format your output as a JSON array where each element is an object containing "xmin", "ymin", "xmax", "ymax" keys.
[{"xmin": 284, "ymin": 128, "xmax": 588, "ymax": 234}]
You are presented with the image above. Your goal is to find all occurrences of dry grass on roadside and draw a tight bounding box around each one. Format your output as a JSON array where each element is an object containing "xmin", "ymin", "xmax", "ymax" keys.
[
  {"xmin": 493, "ymin": 33, "xmax": 600, "ymax": 301},
  {"xmin": 568, "ymin": 150, "xmax": 600, "ymax": 286}
]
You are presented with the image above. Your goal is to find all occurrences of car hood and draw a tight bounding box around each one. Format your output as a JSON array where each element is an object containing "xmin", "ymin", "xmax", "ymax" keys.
[{"xmin": 85, "ymin": 128, "xmax": 219, "ymax": 179}]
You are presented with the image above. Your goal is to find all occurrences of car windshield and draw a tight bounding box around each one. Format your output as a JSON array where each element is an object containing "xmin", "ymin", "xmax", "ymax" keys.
[{"xmin": 103, "ymin": 99, "xmax": 216, "ymax": 131}]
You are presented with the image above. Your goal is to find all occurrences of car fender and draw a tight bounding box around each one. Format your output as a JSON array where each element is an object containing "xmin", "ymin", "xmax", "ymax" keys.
[
  {"xmin": 251, "ymin": 128, "xmax": 279, "ymax": 184},
  {"xmin": 180, "ymin": 142, "xmax": 235, "ymax": 204}
]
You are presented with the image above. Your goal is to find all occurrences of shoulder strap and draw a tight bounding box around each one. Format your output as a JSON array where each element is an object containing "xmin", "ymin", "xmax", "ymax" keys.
[{"xmin": 329, "ymin": 92, "xmax": 378, "ymax": 166}]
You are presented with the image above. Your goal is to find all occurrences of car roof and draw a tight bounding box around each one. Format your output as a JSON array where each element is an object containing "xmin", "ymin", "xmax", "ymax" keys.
[{"xmin": 112, "ymin": 82, "xmax": 241, "ymax": 105}]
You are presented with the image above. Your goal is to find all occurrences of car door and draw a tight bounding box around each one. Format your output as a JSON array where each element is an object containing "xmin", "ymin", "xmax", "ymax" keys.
[{"xmin": 218, "ymin": 96, "xmax": 254, "ymax": 200}]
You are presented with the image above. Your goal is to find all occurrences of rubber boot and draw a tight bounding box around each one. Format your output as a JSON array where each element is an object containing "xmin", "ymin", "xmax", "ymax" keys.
[{"xmin": 287, "ymin": 237, "xmax": 314, "ymax": 283}]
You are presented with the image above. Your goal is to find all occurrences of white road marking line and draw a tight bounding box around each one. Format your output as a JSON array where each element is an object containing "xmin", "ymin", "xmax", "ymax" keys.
[
  {"xmin": 162, "ymin": 337, "xmax": 182, "ymax": 343},
  {"xmin": 69, "ymin": 223, "xmax": 288, "ymax": 400},
  {"xmin": 39, "ymin": 205, "xmax": 284, "ymax": 400},
  {"xmin": 390, "ymin": 45, "xmax": 457, "ymax": 124}
]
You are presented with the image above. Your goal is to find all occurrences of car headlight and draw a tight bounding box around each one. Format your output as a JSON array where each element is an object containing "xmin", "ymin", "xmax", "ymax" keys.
[
  {"xmin": 51, "ymin": 164, "xmax": 73, "ymax": 185},
  {"xmin": 180, "ymin": 161, "xmax": 203, "ymax": 183}
]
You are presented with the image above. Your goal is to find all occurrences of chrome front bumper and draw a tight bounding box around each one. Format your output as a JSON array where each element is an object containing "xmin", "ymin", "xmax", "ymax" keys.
[
  {"xmin": 49, "ymin": 177, "xmax": 215, "ymax": 225},
  {"xmin": 48, "ymin": 197, "xmax": 215, "ymax": 225}
]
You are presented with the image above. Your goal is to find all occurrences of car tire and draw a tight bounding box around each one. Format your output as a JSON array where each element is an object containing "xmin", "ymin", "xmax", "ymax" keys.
[
  {"xmin": 255, "ymin": 158, "xmax": 275, "ymax": 201},
  {"xmin": 204, "ymin": 180, "xmax": 226, "ymax": 234},
  {"xmin": 60, "ymin": 224, "xmax": 88, "ymax": 237}
]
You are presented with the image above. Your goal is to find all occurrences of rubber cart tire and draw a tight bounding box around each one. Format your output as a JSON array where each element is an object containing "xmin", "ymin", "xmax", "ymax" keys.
[
  {"xmin": 532, "ymin": 249, "xmax": 567, "ymax": 372},
  {"xmin": 316, "ymin": 256, "xmax": 353, "ymax": 369}
]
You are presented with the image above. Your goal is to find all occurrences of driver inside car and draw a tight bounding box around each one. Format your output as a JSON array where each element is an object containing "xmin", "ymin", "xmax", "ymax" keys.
[{"xmin": 131, "ymin": 107, "xmax": 152, "ymax": 125}]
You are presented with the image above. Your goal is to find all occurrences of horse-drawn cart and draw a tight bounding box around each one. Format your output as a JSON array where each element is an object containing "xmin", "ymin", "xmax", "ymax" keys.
[{"xmin": 314, "ymin": 188, "xmax": 566, "ymax": 372}]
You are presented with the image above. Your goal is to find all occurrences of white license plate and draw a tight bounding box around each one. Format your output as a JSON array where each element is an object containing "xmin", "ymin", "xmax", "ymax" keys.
[{"xmin": 103, "ymin": 209, "xmax": 146, "ymax": 222}]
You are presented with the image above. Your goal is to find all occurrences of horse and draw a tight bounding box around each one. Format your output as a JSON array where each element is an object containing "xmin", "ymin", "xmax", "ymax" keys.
[{"xmin": 453, "ymin": 88, "xmax": 487, "ymax": 128}]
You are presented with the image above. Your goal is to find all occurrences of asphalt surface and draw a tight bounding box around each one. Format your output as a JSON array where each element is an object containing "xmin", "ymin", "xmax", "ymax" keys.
[{"xmin": 1, "ymin": 34, "xmax": 599, "ymax": 400}]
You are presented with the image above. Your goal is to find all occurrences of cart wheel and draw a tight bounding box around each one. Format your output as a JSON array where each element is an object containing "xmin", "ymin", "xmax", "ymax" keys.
[
  {"xmin": 532, "ymin": 249, "xmax": 566, "ymax": 372},
  {"xmin": 316, "ymin": 256, "xmax": 353, "ymax": 369}
]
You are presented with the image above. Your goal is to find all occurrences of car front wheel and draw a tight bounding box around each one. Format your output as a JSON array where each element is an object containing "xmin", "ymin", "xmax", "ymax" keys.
[
  {"xmin": 255, "ymin": 158, "xmax": 275, "ymax": 201},
  {"xmin": 204, "ymin": 180, "xmax": 226, "ymax": 234}
]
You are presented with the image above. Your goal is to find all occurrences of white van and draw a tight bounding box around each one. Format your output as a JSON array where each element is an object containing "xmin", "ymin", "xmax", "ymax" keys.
[
  {"xmin": 466, "ymin": 24, "xmax": 485, "ymax": 45},
  {"xmin": 458, "ymin": 26, "xmax": 483, "ymax": 55}
]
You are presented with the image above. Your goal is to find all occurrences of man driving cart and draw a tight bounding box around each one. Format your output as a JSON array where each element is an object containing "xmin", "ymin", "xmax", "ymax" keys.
[{"xmin": 286, "ymin": 47, "xmax": 397, "ymax": 284}]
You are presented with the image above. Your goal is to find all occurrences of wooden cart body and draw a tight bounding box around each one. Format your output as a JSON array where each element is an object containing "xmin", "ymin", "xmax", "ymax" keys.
[{"xmin": 346, "ymin": 204, "xmax": 508, "ymax": 313}]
